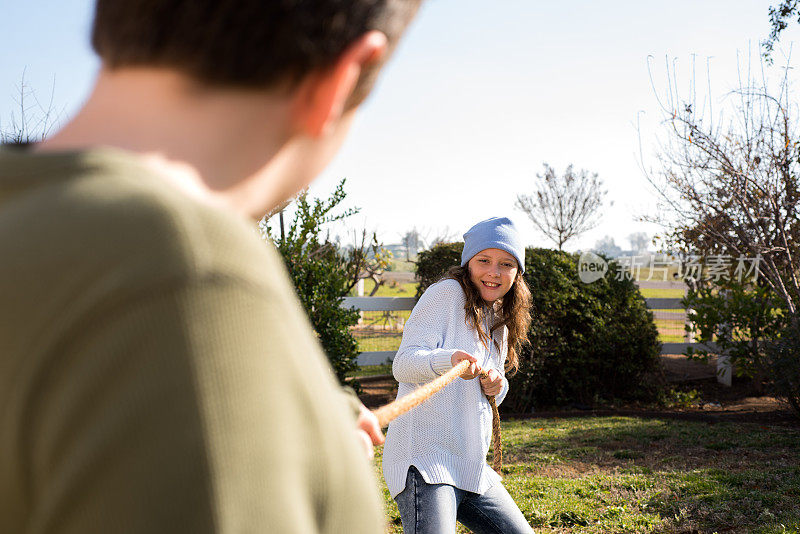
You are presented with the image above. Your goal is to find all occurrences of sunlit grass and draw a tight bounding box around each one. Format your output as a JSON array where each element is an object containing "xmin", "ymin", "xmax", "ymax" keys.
[
  {"xmin": 639, "ymin": 287, "xmax": 686, "ymax": 299},
  {"xmin": 347, "ymin": 364, "xmax": 392, "ymax": 378},
  {"xmin": 374, "ymin": 416, "xmax": 800, "ymax": 533}
]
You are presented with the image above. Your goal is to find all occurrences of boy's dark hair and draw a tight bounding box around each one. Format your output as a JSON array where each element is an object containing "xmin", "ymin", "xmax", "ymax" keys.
[{"xmin": 91, "ymin": 0, "xmax": 422, "ymax": 106}]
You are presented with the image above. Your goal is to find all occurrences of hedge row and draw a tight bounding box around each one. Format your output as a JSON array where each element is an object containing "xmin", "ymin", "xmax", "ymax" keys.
[{"xmin": 416, "ymin": 243, "xmax": 663, "ymax": 412}]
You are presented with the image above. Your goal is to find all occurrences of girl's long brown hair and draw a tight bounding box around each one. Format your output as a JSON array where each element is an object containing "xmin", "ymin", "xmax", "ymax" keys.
[{"xmin": 445, "ymin": 264, "xmax": 532, "ymax": 376}]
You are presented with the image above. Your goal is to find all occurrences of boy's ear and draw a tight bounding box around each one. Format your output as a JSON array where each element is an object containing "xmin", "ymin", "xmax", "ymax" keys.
[{"xmin": 291, "ymin": 30, "xmax": 388, "ymax": 138}]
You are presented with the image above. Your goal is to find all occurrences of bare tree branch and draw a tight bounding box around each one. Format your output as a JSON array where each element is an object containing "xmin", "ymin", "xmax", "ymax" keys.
[
  {"xmin": 1, "ymin": 69, "xmax": 63, "ymax": 144},
  {"xmin": 641, "ymin": 53, "xmax": 800, "ymax": 315},
  {"xmin": 515, "ymin": 163, "xmax": 607, "ymax": 250}
]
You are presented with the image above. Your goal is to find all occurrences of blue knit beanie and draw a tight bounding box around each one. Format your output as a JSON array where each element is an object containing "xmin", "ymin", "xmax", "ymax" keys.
[{"xmin": 461, "ymin": 217, "xmax": 525, "ymax": 273}]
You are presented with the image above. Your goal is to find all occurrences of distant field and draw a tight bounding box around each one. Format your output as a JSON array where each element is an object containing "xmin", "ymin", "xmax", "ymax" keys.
[
  {"xmin": 626, "ymin": 265, "xmax": 683, "ymax": 282},
  {"xmin": 350, "ymin": 272, "xmax": 687, "ymax": 299},
  {"xmin": 349, "ymin": 280, "xmax": 690, "ymax": 352},
  {"xmin": 348, "ymin": 272, "xmax": 693, "ymax": 353},
  {"xmin": 388, "ymin": 259, "xmax": 416, "ymax": 272},
  {"xmin": 637, "ymin": 288, "xmax": 688, "ymax": 343},
  {"xmin": 638, "ymin": 287, "xmax": 686, "ymax": 299}
]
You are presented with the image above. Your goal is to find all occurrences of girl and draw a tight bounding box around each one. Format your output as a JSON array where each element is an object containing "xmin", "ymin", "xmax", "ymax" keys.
[{"xmin": 382, "ymin": 217, "xmax": 533, "ymax": 534}]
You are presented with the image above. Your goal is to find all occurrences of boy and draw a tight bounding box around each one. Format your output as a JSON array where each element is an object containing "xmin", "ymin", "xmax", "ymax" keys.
[{"xmin": 0, "ymin": 1, "xmax": 421, "ymax": 532}]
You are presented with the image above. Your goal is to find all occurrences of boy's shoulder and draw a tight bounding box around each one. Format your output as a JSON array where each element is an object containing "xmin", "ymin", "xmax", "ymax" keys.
[{"xmin": 0, "ymin": 147, "xmax": 280, "ymax": 306}]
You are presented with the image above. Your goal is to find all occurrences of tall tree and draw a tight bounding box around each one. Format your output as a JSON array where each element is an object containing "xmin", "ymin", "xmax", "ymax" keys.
[
  {"xmin": 628, "ymin": 232, "xmax": 650, "ymax": 254},
  {"xmin": 427, "ymin": 226, "xmax": 457, "ymax": 247},
  {"xmin": 643, "ymin": 56, "xmax": 800, "ymax": 317},
  {"xmin": 645, "ymin": 54, "xmax": 800, "ymax": 415},
  {"xmin": 515, "ymin": 163, "xmax": 607, "ymax": 250},
  {"xmin": 593, "ymin": 235, "xmax": 622, "ymax": 257},
  {"xmin": 402, "ymin": 228, "xmax": 422, "ymax": 261}
]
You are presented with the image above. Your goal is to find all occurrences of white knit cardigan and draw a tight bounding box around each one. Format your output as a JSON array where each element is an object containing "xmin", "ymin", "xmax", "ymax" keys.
[{"xmin": 382, "ymin": 279, "xmax": 509, "ymax": 498}]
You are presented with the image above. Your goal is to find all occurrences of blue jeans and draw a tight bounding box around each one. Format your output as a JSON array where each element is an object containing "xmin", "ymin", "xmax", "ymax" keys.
[{"xmin": 394, "ymin": 466, "xmax": 533, "ymax": 534}]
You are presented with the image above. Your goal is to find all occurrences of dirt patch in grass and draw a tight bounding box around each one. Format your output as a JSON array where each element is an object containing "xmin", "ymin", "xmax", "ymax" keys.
[
  {"xmin": 355, "ymin": 376, "xmax": 397, "ymax": 409},
  {"xmin": 527, "ymin": 461, "xmax": 607, "ymax": 479}
]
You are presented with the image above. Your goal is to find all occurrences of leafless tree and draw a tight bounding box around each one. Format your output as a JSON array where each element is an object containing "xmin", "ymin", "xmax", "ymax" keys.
[
  {"xmin": 515, "ymin": 163, "xmax": 607, "ymax": 250},
  {"xmin": 399, "ymin": 226, "xmax": 457, "ymax": 258},
  {"xmin": 346, "ymin": 228, "xmax": 391, "ymax": 296},
  {"xmin": 401, "ymin": 228, "xmax": 422, "ymax": 261},
  {"xmin": 427, "ymin": 226, "xmax": 457, "ymax": 247},
  {"xmin": 594, "ymin": 235, "xmax": 622, "ymax": 257},
  {"xmin": 640, "ymin": 52, "xmax": 800, "ymax": 317},
  {"xmin": 259, "ymin": 179, "xmax": 390, "ymax": 297},
  {"xmin": 628, "ymin": 232, "xmax": 650, "ymax": 254},
  {"xmin": 1, "ymin": 70, "xmax": 61, "ymax": 144}
]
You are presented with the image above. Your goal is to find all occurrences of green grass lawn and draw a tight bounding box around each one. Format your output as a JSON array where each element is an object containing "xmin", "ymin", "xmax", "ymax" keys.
[
  {"xmin": 347, "ymin": 364, "xmax": 392, "ymax": 378},
  {"xmin": 373, "ymin": 416, "xmax": 800, "ymax": 533}
]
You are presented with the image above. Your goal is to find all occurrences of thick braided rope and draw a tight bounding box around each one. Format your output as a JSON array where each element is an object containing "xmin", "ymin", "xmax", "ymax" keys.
[
  {"xmin": 372, "ymin": 360, "xmax": 503, "ymax": 474},
  {"xmin": 486, "ymin": 394, "xmax": 502, "ymax": 474}
]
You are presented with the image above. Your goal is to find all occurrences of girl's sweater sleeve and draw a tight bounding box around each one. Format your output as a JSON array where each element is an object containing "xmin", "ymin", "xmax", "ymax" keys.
[
  {"xmin": 496, "ymin": 376, "xmax": 509, "ymax": 406},
  {"xmin": 495, "ymin": 327, "xmax": 510, "ymax": 406},
  {"xmin": 392, "ymin": 280, "xmax": 464, "ymax": 383}
]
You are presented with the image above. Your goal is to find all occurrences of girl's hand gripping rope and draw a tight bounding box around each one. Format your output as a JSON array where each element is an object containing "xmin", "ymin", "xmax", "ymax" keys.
[
  {"xmin": 479, "ymin": 368, "xmax": 502, "ymax": 396},
  {"xmin": 450, "ymin": 350, "xmax": 482, "ymax": 379},
  {"xmin": 373, "ymin": 360, "xmax": 474, "ymax": 428}
]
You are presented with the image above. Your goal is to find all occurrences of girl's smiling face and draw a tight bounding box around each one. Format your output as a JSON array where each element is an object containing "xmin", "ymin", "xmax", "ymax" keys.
[{"xmin": 467, "ymin": 248, "xmax": 518, "ymax": 303}]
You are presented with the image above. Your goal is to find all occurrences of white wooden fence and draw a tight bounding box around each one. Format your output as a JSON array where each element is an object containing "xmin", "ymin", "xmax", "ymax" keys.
[
  {"xmin": 342, "ymin": 296, "xmax": 417, "ymax": 366},
  {"xmin": 342, "ymin": 296, "xmax": 731, "ymax": 384}
]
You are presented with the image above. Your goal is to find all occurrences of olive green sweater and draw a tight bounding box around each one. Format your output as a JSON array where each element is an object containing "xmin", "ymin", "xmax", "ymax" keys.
[{"xmin": 0, "ymin": 147, "xmax": 384, "ymax": 533}]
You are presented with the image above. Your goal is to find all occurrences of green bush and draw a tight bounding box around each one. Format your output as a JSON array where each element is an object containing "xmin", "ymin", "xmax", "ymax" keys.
[
  {"xmin": 683, "ymin": 278, "xmax": 788, "ymax": 392},
  {"xmin": 261, "ymin": 181, "xmax": 360, "ymax": 385},
  {"xmin": 414, "ymin": 242, "xmax": 463, "ymax": 297},
  {"xmin": 416, "ymin": 247, "xmax": 663, "ymax": 411},
  {"xmin": 765, "ymin": 319, "xmax": 800, "ymax": 417}
]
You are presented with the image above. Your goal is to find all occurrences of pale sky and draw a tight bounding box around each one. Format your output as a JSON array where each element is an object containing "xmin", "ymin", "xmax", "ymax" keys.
[{"xmin": 3, "ymin": 1, "xmax": 800, "ymax": 252}]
